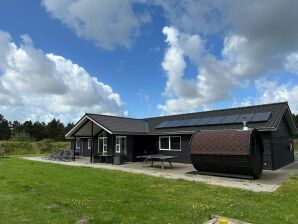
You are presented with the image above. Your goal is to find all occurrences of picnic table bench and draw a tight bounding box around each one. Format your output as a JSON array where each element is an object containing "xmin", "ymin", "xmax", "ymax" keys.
[{"xmin": 136, "ymin": 154, "xmax": 178, "ymax": 170}]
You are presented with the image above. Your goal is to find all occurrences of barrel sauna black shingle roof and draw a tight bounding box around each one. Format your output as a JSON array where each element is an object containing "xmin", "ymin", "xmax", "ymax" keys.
[{"xmin": 66, "ymin": 102, "xmax": 298, "ymax": 138}]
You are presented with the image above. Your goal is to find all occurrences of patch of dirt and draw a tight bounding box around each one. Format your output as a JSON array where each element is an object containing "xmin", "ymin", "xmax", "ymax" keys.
[
  {"xmin": 46, "ymin": 204, "xmax": 60, "ymax": 209},
  {"xmin": 23, "ymin": 185, "xmax": 35, "ymax": 192},
  {"xmin": 75, "ymin": 217, "xmax": 92, "ymax": 224}
]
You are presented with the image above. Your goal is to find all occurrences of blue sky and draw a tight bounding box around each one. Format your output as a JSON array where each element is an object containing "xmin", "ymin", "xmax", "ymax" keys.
[{"xmin": 0, "ymin": 0, "xmax": 298, "ymax": 123}]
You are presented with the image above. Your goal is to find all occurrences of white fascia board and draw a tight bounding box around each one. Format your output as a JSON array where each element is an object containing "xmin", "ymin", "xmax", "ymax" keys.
[{"xmin": 65, "ymin": 115, "xmax": 112, "ymax": 139}]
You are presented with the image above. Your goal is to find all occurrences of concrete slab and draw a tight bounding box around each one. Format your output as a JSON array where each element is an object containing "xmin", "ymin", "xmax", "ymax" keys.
[{"xmin": 23, "ymin": 156, "xmax": 298, "ymax": 193}]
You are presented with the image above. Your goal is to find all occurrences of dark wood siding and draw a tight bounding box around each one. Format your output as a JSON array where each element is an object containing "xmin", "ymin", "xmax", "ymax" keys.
[
  {"xmin": 157, "ymin": 135, "xmax": 192, "ymax": 163},
  {"xmin": 132, "ymin": 135, "xmax": 158, "ymax": 160},
  {"xmin": 259, "ymin": 132, "xmax": 273, "ymax": 170},
  {"xmin": 271, "ymin": 116, "xmax": 295, "ymax": 169}
]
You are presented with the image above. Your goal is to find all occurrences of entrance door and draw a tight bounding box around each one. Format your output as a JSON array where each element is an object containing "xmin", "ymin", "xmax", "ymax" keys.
[
  {"xmin": 116, "ymin": 136, "xmax": 127, "ymax": 160},
  {"xmin": 98, "ymin": 137, "xmax": 107, "ymax": 155}
]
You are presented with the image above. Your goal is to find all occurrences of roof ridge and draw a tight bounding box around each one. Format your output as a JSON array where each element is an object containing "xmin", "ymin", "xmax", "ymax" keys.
[
  {"xmin": 85, "ymin": 113, "xmax": 144, "ymax": 121},
  {"xmin": 144, "ymin": 101, "xmax": 289, "ymax": 120}
]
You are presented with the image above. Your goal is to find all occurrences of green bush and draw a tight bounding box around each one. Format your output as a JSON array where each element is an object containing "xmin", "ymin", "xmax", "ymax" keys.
[
  {"xmin": 0, "ymin": 140, "xmax": 69, "ymax": 155},
  {"xmin": 11, "ymin": 130, "xmax": 33, "ymax": 141}
]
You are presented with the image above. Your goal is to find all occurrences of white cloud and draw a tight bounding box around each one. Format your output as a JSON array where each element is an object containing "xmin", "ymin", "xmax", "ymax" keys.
[
  {"xmin": 157, "ymin": 0, "xmax": 298, "ymax": 114},
  {"xmin": 285, "ymin": 53, "xmax": 298, "ymax": 74},
  {"xmin": 158, "ymin": 26, "xmax": 238, "ymax": 114},
  {"xmin": 236, "ymin": 79, "xmax": 298, "ymax": 114},
  {"xmin": 0, "ymin": 31, "xmax": 127, "ymax": 123},
  {"xmin": 42, "ymin": 0, "xmax": 150, "ymax": 50}
]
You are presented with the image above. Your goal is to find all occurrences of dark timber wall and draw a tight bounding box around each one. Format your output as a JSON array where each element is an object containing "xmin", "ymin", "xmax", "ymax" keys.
[
  {"xmin": 157, "ymin": 135, "xmax": 192, "ymax": 164},
  {"xmin": 271, "ymin": 116, "xmax": 295, "ymax": 169}
]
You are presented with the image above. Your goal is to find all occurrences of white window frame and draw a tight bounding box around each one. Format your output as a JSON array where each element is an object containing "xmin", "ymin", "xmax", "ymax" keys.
[
  {"xmin": 116, "ymin": 136, "xmax": 126, "ymax": 153},
  {"xmin": 88, "ymin": 139, "xmax": 92, "ymax": 150},
  {"xmin": 98, "ymin": 137, "xmax": 108, "ymax": 154},
  {"xmin": 159, "ymin": 136, "xmax": 181, "ymax": 151},
  {"xmin": 76, "ymin": 138, "xmax": 81, "ymax": 149}
]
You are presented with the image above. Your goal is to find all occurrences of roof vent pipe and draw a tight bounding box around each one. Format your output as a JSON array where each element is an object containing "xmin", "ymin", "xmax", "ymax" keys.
[{"xmin": 242, "ymin": 117, "xmax": 249, "ymax": 130}]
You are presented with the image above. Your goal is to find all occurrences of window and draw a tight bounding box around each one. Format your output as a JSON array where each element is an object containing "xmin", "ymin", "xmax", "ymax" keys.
[
  {"xmin": 88, "ymin": 139, "xmax": 92, "ymax": 149},
  {"xmin": 116, "ymin": 136, "xmax": 121, "ymax": 153},
  {"xmin": 116, "ymin": 136, "xmax": 126, "ymax": 153},
  {"xmin": 76, "ymin": 139, "xmax": 81, "ymax": 149},
  {"xmin": 170, "ymin": 136, "xmax": 181, "ymax": 150},
  {"xmin": 160, "ymin": 137, "xmax": 170, "ymax": 150},
  {"xmin": 102, "ymin": 137, "xmax": 108, "ymax": 153},
  {"xmin": 159, "ymin": 136, "xmax": 181, "ymax": 151},
  {"xmin": 98, "ymin": 137, "xmax": 108, "ymax": 154}
]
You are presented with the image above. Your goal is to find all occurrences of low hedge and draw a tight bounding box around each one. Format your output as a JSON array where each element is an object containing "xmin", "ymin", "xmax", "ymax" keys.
[{"xmin": 0, "ymin": 140, "xmax": 69, "ymax": 155}]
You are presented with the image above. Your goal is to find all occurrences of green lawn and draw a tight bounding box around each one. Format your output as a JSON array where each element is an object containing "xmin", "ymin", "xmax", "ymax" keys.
[{"xmin": 0, "ymin": 158, "xmax": 297, "ymax": 224}]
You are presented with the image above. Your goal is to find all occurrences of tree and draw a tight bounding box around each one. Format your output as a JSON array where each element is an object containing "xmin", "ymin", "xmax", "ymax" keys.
[
  {"xmin": 0, "ymin": 114, "xmax": 10, "ymax": 140},
  {"xmin": 46, "ymin": 118, "xmax": 65, "ymax": 141},
  {"xmin": 64, "ymin": 122, "xmax": 74, "ymax": 134},
  {"xmin": 10, "ymin": 120, "xmax": 22, "ymax": 136},
  {"xmin": 31, "ymin": 121, "xmax": 47, "ymax": 141},
  {"xmin": 22, "ymin": 120, "xmax": 34, "ymax": 139}
]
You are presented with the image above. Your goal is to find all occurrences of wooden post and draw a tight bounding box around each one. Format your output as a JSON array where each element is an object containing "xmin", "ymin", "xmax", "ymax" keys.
[{"xmin": 90, "ymin": 122, "xmax": 94, "ymax": 163}]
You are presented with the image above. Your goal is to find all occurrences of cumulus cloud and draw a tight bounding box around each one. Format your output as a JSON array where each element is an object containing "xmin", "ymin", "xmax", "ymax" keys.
[
  {"xmin": 158, "ymin": 26, "xmax": 239, "ymax": 114},
  {"xmin": 235, "ymin": 79, "xmax": 298, "ymax": 114},
  {"xmin": 42, "ymin": 0, "xmax": 150, "ymax": 50},
  {"xmin": 0, "ymin": 31, "xmax": 127, "ymax": 123},
  {"xmin": 157, "ymin": 0, "xmax": 298, "ymax": 114},
  {"xmin": 40, "ymin": 0, "xmax": 298, "ymax": 114}
]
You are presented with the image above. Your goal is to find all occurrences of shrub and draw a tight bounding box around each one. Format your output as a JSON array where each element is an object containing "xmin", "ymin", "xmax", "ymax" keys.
[
  {"xmin": 11, "ymin": 130, "xmax": 33, "ymax": 142},
  {"xmin": 0, "ymin": 140, "xmax": 69, "ymax": 155}
]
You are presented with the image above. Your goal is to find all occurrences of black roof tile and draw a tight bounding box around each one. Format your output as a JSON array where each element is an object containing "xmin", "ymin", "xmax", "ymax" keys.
[{"xmin": 80, "ymin": 102, "xmax": 297, "ymax": 135}]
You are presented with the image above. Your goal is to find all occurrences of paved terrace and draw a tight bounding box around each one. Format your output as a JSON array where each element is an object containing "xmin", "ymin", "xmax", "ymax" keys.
[{"xmin": 23, "ymin": 156, "xmax": 298, "ymax": 193}]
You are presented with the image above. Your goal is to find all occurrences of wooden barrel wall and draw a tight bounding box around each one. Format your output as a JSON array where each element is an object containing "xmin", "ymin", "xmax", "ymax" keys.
[{"xmin": 190, "ymin": 129, "xmax": 264, "ymax": 179}]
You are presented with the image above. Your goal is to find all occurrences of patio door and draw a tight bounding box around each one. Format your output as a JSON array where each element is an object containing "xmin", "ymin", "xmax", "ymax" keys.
[
  {"xmin": 98, "ymin": 137, "xmax": 107, "ymax": 155},
  {"xmin": 116, "ymin": 136, "xmax": 127, "ymax": 159}
]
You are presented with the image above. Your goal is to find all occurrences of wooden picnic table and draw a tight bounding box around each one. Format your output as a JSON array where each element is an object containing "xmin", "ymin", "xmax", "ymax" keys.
[{"xmin": 136, "ymin": 154, "xmax": 179, "ymax": 170}]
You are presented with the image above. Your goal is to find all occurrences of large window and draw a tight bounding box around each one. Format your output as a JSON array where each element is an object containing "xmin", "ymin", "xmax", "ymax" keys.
[
  {"xmin": 98, "ymin": 137, "xmax": 107, "ymax": 154},
  {"xmin": 88, "ymin": 139, "xmax": 92, "ymax": 149},
  {"xmin": 116, "ymin": 136, "xmax": 126, "ymax": 153},
  {"xmin": 76, "ymin": 139, "xmax": 81, "ymax": 149},
  {"xmin": 159, "ymin": 136, "xmax": 181, "ymax": 151}
]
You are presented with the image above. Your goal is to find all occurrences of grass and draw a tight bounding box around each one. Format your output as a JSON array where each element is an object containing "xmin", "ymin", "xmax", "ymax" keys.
[
  {"xmin": 0, "ymin": 140, "xmax": 69, "ymax": 155},
  {"xmin": 0, "ymin": 158, "xmax": 297, "ymax": 224}
]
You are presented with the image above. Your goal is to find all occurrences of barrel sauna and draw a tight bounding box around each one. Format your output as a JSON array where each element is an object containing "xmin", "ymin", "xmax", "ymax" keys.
[{"xmin": 190, "ymin": 129, "xmax": 264, "ymax": 179}]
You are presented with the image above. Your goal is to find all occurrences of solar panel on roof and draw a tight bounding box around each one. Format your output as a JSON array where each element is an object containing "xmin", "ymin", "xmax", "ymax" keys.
[
  {"xmin": 235, "ymin": 113, "xmax": 255, "ymax": 123},
  {"xmin": 196, "ymin": 117, "xmax": 213, "ymax": 125},
  {"xmin": 184, "ymin": 119, "xmax": 201, "ymax": 126},
  {"xmin": 156, "ymin": 111, "xmax": 271, "ymax": 129},
  {"xmin": 166, "ymin": 120, "xmax": 180, "ymax": 127},
  {"xmin": 208, "ymin": 116, "xmax": 226, "ymax": 125},
  {"xmin": 155, "ymin": 121, "xmax": 170, "ymax": 128},
  {"xmin": 221, "ymin": 115, "xmax": 240, "ymax": 124},
  {"xmin": 251, "ymin": 112, "xmax": 271, "ymax": 122},
  {"xmin": 173, "ymin": 120, "xmax": 188, "ymax": 127}
]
